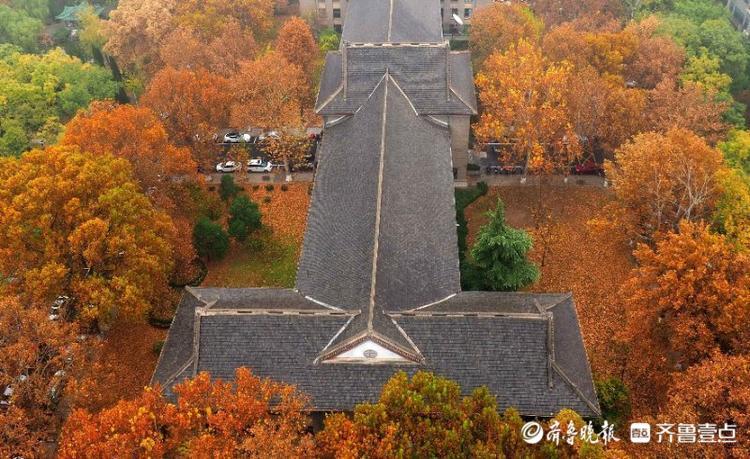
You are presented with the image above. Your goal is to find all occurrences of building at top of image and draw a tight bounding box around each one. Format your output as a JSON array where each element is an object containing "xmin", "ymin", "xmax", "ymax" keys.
[
  {"xmin": 302, "ymin": 0, "xmax": 493, "ymax": 33},
  {"xmin": 153, "ymin": 0, "xmax": 600, "ymax": 424}
]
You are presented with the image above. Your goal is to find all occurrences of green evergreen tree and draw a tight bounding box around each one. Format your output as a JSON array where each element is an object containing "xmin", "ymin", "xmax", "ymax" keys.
[
  {"xmin": 193, "ymin": 217, "xmax": 229, "ymax": 260},
  {"xmin": 468, "ymin": 199, "xmax": 539, "ymax": 291},
  {"xmin": 227, "ymin": 195, "xmax": 261, "ymax": 242}
]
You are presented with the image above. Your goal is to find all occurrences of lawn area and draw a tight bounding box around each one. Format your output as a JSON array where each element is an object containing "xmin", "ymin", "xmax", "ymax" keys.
[
  {"xmin": 465, "ymin": 184, "xmax": 634, "ymax": 380},
  {"xmin": 202, "ymin": 236, "xmax": 299, "ymax": 287},
  {"xmin": 202, "ymin": 182, "xmax": 311, "ymax": 288}
]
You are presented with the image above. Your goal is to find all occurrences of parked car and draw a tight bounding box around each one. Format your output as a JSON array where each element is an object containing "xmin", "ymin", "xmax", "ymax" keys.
[
  {"xmin": 1, "ymin": 374, "xmax": 27, "ymax": 410},
  {"xmin": 216, "ymin": 161, "xmax": 242, "ymax": 173},
  {"xmin": 223, "ymin": 132, "xmax": 243, "ymax": 143},
  {"xmin": 571, "ymin": 159, "xmax": 604, "ymax": 176},
  {"xmin": 49, "ymin": 295, "xmax": 69, "ymax": 321},
  {"xmin": 247, "ymin": 158, "xmax": 272, "ymax": 173},
  {"xmin": 486, "ymin": 164, "xmax": 524, "ymax": 175},
  {"xmin": 258, "ymin": 131, "xmax": 280, "ymax": 142}
]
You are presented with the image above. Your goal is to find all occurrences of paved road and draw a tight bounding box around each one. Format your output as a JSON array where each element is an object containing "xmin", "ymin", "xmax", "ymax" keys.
[
  {"xmin": 204, "ymin": 171, "xmax": 605, "ymax": 187},
  {"xmin": 469, "ymin": 173, "xmax": 607, "ymax": 188}
]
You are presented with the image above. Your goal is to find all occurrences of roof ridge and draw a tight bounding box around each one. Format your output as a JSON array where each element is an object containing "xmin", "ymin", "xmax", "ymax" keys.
[
  {"xmin": 365, "ymin": 69, "xmax": 390, "ymax": 332},
  {"xmin": 389, "ymin": 311, "xmax": 548, "ymax": 319},
  {"xmin": 551, "ymin": 361, "xmax": 602, "ymax": 417}
]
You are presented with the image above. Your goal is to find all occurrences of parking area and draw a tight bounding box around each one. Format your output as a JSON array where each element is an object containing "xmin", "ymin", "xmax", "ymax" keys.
[{"xmin": 468, "ymin": 145, "xmax": 607, "ymax": 187}]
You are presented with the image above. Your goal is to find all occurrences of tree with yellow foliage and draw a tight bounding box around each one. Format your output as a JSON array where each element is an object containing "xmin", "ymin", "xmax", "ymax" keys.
[
  {"xmin": 0, "ymin": 146, "xmax": 175, "ymax": 329},
  {"xmin": 605, "ymin": 128, "xmax": 724, "ymax": 243},
  {"xmin": 474, "ymin": 40, "xmax": 580, "ymax": 175},
  {"xmin": 469, "ymin": 3, "xmax": 544, "ymax": 69}
]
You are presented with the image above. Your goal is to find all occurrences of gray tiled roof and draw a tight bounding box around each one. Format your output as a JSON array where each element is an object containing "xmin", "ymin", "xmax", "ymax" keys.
[
  {"xmin": 316, "ymin": 45, "xmax": 476, "ymax": 116},
  {"xmin": 341, "ymin": 0, "xmax": 443, "ymax": 44},
  {"xmin": 152, "ymin": 0, "xmax": 599, "ymax": 420},
  {"xmin": 448, "ymin": 51, "xmax": 478, "ymax": 113},
  {"xmin": 297, "ymin": 75, "xmax": 461, "ymax": 313},
  {"xmin": 150, "ymin": 290, "xmax": 198, "ymax": 388},
  {"xmin": 156, "ymin": 288, "xmax": 600, "ymax": 417},
  {"xmin": 189, "ymin": 287, "xmax": 326, "ymax": 311}
]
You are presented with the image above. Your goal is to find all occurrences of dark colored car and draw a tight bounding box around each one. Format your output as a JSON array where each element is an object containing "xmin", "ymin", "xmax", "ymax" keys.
[
  {"xmin": 571, "ymin": 159, "xmax": 604, "ymax": 176},
  {"xmin": 486, "ymin": 164, "xmax": 524, "ymax": 175}
]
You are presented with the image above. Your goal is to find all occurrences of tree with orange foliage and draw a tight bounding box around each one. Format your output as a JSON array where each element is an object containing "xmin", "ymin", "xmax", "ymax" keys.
[
  {"xmin": 62, "ymin": 101, "xmax": 196, "ymax": 203},
  {"xmin": 619, "ymin": 222, "xmax": 750, "ymax": 409},
  {"xmin": 104, "ymin": 0, "xmax": 176, "ymax": 73},
  {"xmin": 62, "ymin": 101, "xmax": 200, "ymax": 285},
  {"xmin": 0, "ymin": 147, "xmax": 175, "ymax": 329},
  {"xmin": 564, "ymin": 65, "xmax": 647, "ymax": 156},
  {"xmin": 141, "ymin": 67, "xmax": 232, "ymax": 167},
  {"xmin": 474, "ymin": 40, "xmax": 580, "ymax": 175},
  {"xmin": 624, "ymin": 16, "xmax": 685, "ymax": 89},
  {"xmin": 230, "ymin": 52, "xmax": 307, "ymax": 131},
  {"xmin": 653, "ymin": 352, "xmax": 750, "ymax": 458},
  {"xmin": 605, "ymin": 128, "xmax": 724, "ymax": 243},
  {"xmin": 174, "ymin": 0, "xmax": 274, "ymax": 42},
  {"xmin": 469, "ymin": 3, "xmax": 544, "ymax": 69},
  {"xmin": 159, "ymin": 19, "xmax": 257, "ymax": 77},
  {"xmin": 542, "ymin": 23, "xmax": 639, "ymax": 81},
  {"xmin": 263, "ymin": 132, "xmax": 312, "ymax": 179},
  {"xmin": 644, "ymin": 79, "xmax": 729, "ymax": 145},
  {"xmin": 529, "ymin": 0, "xmax": 622, "ymax": 27},
  {"xmin": 0, "ymin": 296, "xmax": 82, "ymax": 458},
  {"xmin": 276, "ymin": 17, "xmax": 319, "ymax": 81},
  {"xmin": 58, "ymin": 368, "xmax": 315, "ymax": 458}
]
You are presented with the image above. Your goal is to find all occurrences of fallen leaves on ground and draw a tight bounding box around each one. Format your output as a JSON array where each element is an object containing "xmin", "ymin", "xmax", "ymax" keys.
[
  {"xmin": 67, "ymin": 322, "xmax": 167, "ymax": 413},
  {"xmin": 465, "ymin": 184, "xmax": 633, "ymax": 378}
]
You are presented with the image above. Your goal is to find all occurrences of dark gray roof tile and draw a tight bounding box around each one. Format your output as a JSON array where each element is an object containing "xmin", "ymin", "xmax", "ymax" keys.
[{"xmin": 341, "ymin": 0, "xmax": 443, "ymax": 44}]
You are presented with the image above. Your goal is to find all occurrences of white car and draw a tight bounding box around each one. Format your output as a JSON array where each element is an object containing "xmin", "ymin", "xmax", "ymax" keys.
[
  {"xmin": 216, "ymin": 161, "xmax": 242, "ymax": 173},
  {"xmin": 258, "ymin": 131, "xmax": 280, "ymax": 142},
  {"xmin": 247, "ymin": 158, "xmax": 272, "ymax": 173},
  {"xmin": 223, "ymin": 132, "xmax": 243, "ymax": 143}
]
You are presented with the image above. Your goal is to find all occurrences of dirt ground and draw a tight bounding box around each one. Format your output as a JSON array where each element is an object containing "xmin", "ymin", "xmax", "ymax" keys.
[{"xmin": 465, "ymin": 184, "xmax": 634, "ymax": 379}]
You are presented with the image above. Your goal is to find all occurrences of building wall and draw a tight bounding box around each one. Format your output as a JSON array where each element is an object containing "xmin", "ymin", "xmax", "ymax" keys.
[
  {"xmin": 440, "ymin": 0, "xmax": 492, "ymax": 31},
  {"xmin": 450, "ymin": 115, "xmax": 470, "ymax": 186},
  {"xmin": 301, "ymin": 0, "xmax": 350, "ymax": 32}
]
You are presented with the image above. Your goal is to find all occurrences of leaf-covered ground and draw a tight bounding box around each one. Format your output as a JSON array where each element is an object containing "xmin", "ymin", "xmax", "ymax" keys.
[
  {"xmin": 69, "ymin": 323, "xmax": 167, "ymax": 413},
  {"xmin": 465, "ymin": 184, "xmax": 633, "ymax": 379}
]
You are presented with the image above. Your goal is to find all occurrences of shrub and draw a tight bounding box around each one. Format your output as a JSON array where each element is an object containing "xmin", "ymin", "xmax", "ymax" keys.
[
  {"xmin": 219, "ymin": 175, "xmax": 240, "ymax": 201},
  {"xmin": 265, "ymin": 184, "xmax": 275, "ymax": 192},
  {"xmin": 281, "ymin": 184, "xmax": 289, "ymax": 191},
  {"xmin": 263, "ymin": 196, "xmax": 272, "ymax": 203},
  {"xmin": 252, "ymin": 184, "xmax": 260, "ymax": 191},
  {"xmin": 228, "ymin": 196, "xmax": 262, "ymax": 241},
  {"xmin": 595, "ymin": 377, "xmax": 631, "ymax": 429},
  {"xmin": 467, "ymin": 163, "xmax": 481, "ymax": 171},
  {"xmin": 153, "ymin": 340, "xmax": 164, "ymax": 356},
  {"xmin": 192, "ymin": 217, "xmax": 229, "ymax": 260}
]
